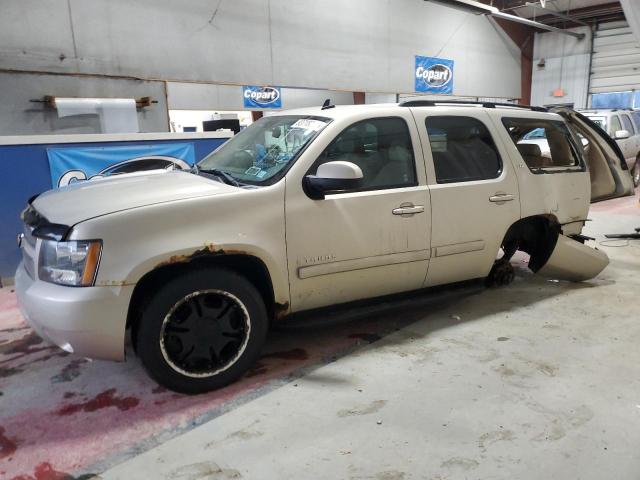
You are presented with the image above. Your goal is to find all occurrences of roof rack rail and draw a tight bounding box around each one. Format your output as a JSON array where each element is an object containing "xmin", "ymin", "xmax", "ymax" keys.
[{"xmin": 398, "ymin": 100, "xmax": 548, "ymax": 112}]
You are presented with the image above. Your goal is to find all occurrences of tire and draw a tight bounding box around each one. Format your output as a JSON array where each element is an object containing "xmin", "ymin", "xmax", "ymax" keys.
[
  {"xmin": 485, "ymin": 258, "xmax": 515, "ymax": 287},
  {"xmin": 136, "ymin": 268, "xmax": 268, "ymax": 394},
  {"xmin": 633, "ymin": 156, "xmax": 640, "ymax": 187}
]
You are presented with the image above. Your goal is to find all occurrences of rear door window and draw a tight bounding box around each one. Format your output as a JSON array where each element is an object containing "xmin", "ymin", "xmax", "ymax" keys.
[
  {"xmin": 622, "ymin": 114, "xmax": 635, "ymax": 134},
  {"xmin": 610, "ymin": 115, "xmax": 622, "ymax": 135},
  {"xmin": 501, "ymin": 117, "xmax": 582, "ymax": 172},
  {"xmin": 425, "ymin": 116, "xmax": 502, "ymax": 183}
]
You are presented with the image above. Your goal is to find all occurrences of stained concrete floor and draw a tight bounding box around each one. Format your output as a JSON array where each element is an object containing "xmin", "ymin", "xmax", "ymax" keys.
[{"xmin": 1, "ymin": 195, "xmax": 639, "ymax": 480}]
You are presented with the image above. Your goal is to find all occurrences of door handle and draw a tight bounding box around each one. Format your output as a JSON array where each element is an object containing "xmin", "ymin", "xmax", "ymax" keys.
[
  {"xmin": 489, "ymin": 193, "xmax": 515, "ymax": 203},
  {"xmin": 393, "ymin": 204, "xmax": 425, "ymax": 215}
]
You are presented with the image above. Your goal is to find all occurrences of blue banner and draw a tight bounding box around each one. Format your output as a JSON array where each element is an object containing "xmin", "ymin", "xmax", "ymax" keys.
[
  {"xmin": 243, "ymin": 86, "xmax": 282, "ymax": 109},
  {"xmin": 47, "ymin": 143, "xmax": 195, "ymax": 188},
  {"xmin": 415, "ymin": 56, "xmax": 454, "ymax": 94}
]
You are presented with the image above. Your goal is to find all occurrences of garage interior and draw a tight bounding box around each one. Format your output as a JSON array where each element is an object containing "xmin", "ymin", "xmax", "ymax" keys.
[{"xmin": 1, "ymin": 1, "xmax": 639, "ymax": 479}]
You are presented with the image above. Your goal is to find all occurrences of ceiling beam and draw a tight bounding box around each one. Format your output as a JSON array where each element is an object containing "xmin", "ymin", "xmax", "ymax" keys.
[
  {"xmin": 533, "ymin": 2, "xmax": 624, "ymax": 26},
  {"xmin": 426, "ymin": 0, "xmax": 586, "ymax": 38},
  {"xmin": 524, "ymin": 2, "xmax": 589, "ymax": 26}
]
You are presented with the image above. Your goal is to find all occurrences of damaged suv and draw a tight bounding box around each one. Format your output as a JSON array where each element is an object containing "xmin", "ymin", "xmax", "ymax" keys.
[{"xmin": 15, "ymin": 101, "xmax": 634, "ymax": 393}]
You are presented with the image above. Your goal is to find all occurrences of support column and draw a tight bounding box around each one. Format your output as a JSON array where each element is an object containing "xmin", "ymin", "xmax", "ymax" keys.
[{"xmin": 492, "ymin": 19, "xmax": 534, "ymax": 105}]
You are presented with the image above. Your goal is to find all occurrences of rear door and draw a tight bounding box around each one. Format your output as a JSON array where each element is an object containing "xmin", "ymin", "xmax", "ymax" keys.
[
  {"xmin": 554, "ymin": 108, "xmax": 635, "ymax": 202},
  {"xmin": 411, "ymin": 108, "xmax": 520, "ymax": 287}
]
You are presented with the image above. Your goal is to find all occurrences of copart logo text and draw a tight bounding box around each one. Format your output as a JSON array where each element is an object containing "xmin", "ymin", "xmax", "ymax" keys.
[{"xmin": 415, "ymin": 64, "xmax": 452, "ymax": 88}]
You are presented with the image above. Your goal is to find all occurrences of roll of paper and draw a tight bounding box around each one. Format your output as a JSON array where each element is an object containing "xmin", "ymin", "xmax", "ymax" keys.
[{"xmin": 55, "ymin": 97, "xmax": 139, "ymax": 133}]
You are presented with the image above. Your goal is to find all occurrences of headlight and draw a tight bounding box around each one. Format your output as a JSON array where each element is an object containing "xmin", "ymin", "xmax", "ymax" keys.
[{"xmin": 38, "ymin": 240, "xmax": 102, "ymax": 286}]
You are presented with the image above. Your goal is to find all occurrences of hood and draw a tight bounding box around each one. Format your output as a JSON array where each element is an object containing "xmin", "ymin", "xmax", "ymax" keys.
[{"xmin": 32, "ymin": 170, "xmax": 239, "ymax": 225}]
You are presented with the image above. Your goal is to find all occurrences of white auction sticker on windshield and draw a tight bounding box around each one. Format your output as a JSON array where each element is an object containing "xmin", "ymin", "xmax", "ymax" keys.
[{"xmin": 291, "ymin": 119, "xmax": 326, "ymax": 131}]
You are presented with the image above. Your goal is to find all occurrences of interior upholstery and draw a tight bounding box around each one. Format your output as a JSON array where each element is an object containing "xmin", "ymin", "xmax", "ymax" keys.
[{"xmin": 516, "ymin": 143, "xmax": 546, "ymax": 168}]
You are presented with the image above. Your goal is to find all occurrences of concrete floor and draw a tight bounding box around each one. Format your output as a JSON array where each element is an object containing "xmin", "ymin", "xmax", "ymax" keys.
[{"xmin": 1, "ymin": 194, "xmax": 639, "ymax": 479}]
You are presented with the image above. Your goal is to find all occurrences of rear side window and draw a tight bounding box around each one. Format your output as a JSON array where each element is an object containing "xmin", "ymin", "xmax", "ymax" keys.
[
  {"xmin": 312, "ymin": 117, "xmax": 417, "ymax": 190},
  {"xmin": 622, "ymin": 114, "xmax": 635, "ymax": 134},
  {"xmin": 501, "ymin": 117, "xmax": 581, "ymax": 171},
  {"xmin": 425, "ymin": 116, "xmax": 502, "ymax": 183}
]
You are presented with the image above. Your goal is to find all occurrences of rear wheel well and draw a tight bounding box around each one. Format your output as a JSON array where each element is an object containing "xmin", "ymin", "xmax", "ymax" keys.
[
  {"xmin": 126, "ymin": 254, "xmax": 275, "ymax": 350},
  {"xmin": 501, "ymin": 215, "xmax": 560, "ymax": 272}
]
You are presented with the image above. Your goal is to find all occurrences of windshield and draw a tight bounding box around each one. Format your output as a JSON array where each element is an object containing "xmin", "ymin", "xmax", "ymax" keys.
[{"xmin": 197, "ymin": 115, "xmax": 331, "ymax": 184}]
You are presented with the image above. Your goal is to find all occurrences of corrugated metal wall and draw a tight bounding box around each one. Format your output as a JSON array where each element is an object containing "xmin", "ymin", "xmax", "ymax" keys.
[
  {"xmin": 530, "ymin": 27, "xmax": 591, "ymax": 109},
  {"xmin": 590, "ymin": 20, "xmax": 640, "ymax": 94}
]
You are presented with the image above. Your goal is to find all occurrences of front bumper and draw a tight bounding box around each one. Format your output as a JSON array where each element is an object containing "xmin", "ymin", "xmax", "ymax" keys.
[{"xmin": 15, "ymin": 262, "xmax": 134, "ymax": 361}]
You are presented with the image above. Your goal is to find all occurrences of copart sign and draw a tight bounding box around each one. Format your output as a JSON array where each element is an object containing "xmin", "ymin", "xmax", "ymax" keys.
[
  {"xmin": 243, "ymin": 86, "xmax": 282, "ymax": 109},
  {"xmin": 415, "ymin": 56, "xmax": 454, "ymax": 94}
]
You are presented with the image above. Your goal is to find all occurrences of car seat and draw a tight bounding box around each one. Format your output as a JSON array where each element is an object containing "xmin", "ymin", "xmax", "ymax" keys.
[
  {"xmin": 371, "ymin": 140, "xmax": 413, "ymax": 187},
  {"xmin": 516, "ymin": 143, "xmax": 546, "ymax": 168}
]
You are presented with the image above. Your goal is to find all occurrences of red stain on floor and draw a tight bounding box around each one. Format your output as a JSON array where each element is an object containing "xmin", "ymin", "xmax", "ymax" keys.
[
  {"xmin": 245, "ymin": 362, "xmax": 269, "ymax": 378},
  {"xmin": 11, "ymin": 461, "xmax": 81, "ymax": 480},
  {"xmin": 0, "ymin": 426, "xmax": 17, "ymax": 460},
  {"xmin": 56, "ymin": 389, "xmax": 140, "ymax": 416}
]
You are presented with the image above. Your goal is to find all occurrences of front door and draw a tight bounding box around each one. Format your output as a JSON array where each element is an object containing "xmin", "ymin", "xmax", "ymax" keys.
[
  {"xmin": 411, "ymin": 109, "xmax": 521, "ymax": 287},
  {"xmin": 285, "ymin": 114, "xmax": 431, "ymax": 312}
]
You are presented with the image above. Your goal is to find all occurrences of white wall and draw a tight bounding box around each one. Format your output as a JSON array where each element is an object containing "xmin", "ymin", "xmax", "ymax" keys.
[
  {"xmin": 0, "ymin": 72, "xmax": 169, "ymax": 135},
  {"xmin": 166, "ymin": 83, "xmax": 354, "ymax": 111},
  {"xmin": 365, "ymin": 93, "xmax": 397, "ymax": 104},
  {"xmin": 0, "ymin": 0, "xmax": 521, "ymax": 98},
  {"xmin": 531, "ymin": 26, "xmax": 591, "ymax": 108}
]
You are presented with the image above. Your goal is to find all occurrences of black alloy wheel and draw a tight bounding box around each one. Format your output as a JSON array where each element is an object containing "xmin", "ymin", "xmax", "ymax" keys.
[{"xmin": 161, "ymin": 290, "xmax": 250, "ymax": 377}]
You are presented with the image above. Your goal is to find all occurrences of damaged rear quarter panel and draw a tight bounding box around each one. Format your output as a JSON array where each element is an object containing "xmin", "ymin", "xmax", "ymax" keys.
[
  {"xmin": 69, "ymin": 182, "xmax": 290, "ymax": 307},
  {"xmin": 538, "ymin": 234, "xmax": 609, "ymax": 281}
]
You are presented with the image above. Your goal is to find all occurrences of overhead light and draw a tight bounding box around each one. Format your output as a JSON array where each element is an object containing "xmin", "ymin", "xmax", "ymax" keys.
[{"xmin": 426, "ymin": 0, "xmax": 498, "ymax": 15}]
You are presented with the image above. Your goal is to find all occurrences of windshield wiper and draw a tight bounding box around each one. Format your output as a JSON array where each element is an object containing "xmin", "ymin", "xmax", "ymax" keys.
[{"xmin": 198, "ymin": 167, "xmax": 242, "ymax": 187}]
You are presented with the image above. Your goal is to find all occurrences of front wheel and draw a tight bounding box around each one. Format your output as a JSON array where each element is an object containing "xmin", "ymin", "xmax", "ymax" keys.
[{"xmin": 136, "ymin": 268, "xmax": 268, "ymax": 394}]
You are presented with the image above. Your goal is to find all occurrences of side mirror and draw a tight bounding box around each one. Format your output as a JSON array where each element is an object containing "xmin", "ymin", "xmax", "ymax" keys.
[
  {"xmin": 303, "ymin": 161, "xmax": 364, "ymax": 200},
  {"xmin": 614, "ymin": 129, "xmax": 630, "ymax": 140}
]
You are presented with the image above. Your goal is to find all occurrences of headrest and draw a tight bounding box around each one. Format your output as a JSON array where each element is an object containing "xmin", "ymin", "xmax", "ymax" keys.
[
  {"xmin": 388, "ymin": 144, "xmax": 411, "ymax": 163},
  {"xmin": 335, "ymin": 129, "xmax": 362, "ymax": 154},
  {"xmin": 444, "ymin": 127, "xmax": 476, "ymax": 142},
  {"xmin": 517, "ymin": 143, "xmax": 542, "ymax": 157}
]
